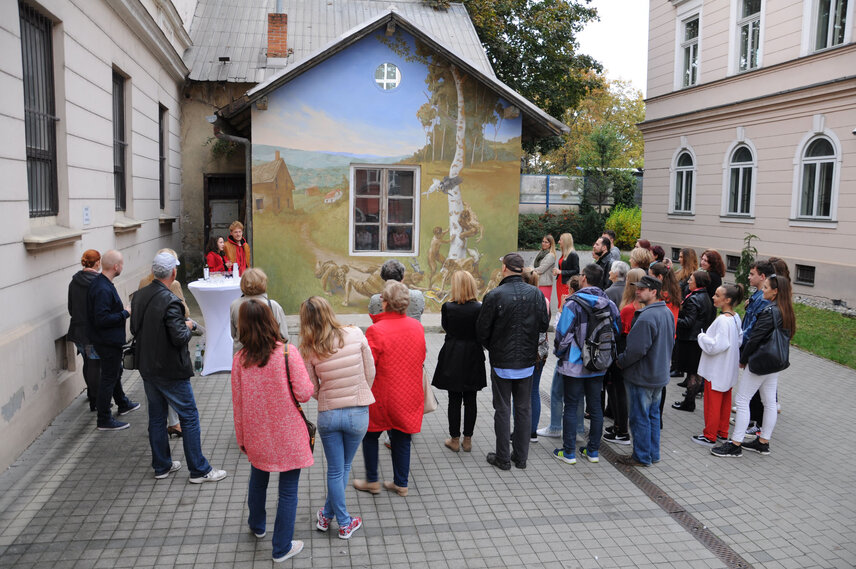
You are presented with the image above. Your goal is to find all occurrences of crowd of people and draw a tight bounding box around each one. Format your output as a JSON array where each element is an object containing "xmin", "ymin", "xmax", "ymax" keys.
[{"xmin": 66, "ymin": 227, "xmax": 795, "ymax": 562}]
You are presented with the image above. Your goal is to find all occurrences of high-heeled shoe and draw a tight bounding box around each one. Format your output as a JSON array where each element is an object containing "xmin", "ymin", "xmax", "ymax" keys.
[
  {"xmin": 671, "ymin": 401, "xmax": 695, "ymax": 412},
  {"xmin": 167, "ymin": 425, "xmax": 183, "ymax": 438}
]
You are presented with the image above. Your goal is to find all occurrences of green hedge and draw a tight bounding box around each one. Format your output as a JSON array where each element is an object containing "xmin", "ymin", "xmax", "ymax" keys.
[
  {"xmin": 604, "ymin": 205, "xmax": 642, "ymax": 249},
  {"xmin": 518, "ymin": 209, "xmax": 606, "ymax": 250}
]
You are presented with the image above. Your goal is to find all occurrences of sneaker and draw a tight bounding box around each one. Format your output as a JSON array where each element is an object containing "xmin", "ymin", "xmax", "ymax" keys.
[
  {"xmin": 604, "ymin": 425, "xmax": 615, "ymax": 435},
  {"xmin": 530, "ymin": 432, "xmax": 538, "ymax": 443},
  {"xmin": 273, "ymin": 540, "xmax": 303, "ymax": 563},
  {"xmin": 580, "ymin": 447, "xmax": 599, "ymax": 463},
  {"xmin": 603, "ymin": 431, "xmax": 631, "ymax": 445},
  {"xmin": 742, "ymin": 437, "xmax": 770, "ymax": 455},
  {"xmin": 615, "ymin": 454, "xmax": 649, "ymax": 467},
  {"xmin": 552, "ymin": 449, "xmax": 576, "ymax": 465},
  {"xmin": 97, "ymin": 418, "xmax": 130, "ymax": 431},
  {"xmin": 731, "ymin": 406, "xmax": 737, "ymax": 413},
  {"xmin": 316, "ymin": 509, "xmax": 332, "ymax": 532},
  {"xmin": 744, "ymin": 423, "xmax": 761, "ymax": 439},
  {"xmin": 729, "ymin": 417, "xmax": 735, "ymax": 425},
  {"xmin": 253, "ymin": 529, "xmax": 266, "ymax": 538},
  {"xmin": 189, "ymin": 468, "xmax": 227, "ymax": 484},
  {"xmin": 536, "ymin": 427, "xmax": 562, "ymax": 438},
  {"xmin": 510, "ymin": 452, "xmax": 526, "ymax": 469},
  {"xmin": 691, "ymin": 434, "xmax": 716, "ymax": 447},
  {"xmin": 338, "ymin": 516, "xmax": 362, "ymax": 540},
  {"xmin": 710, "ymin": 441, "xmax": 742, "ymax": 458},
  {"xmin": 154, "ymin": 461, "xmax": 181, "ymax": 479},
  {"xmin": 486, "ymin": 452, "xmax": 511, "ymax": 471},
  {"xmin": 117, "ymin": 401, "xmax": 141, "ymax": 416}
]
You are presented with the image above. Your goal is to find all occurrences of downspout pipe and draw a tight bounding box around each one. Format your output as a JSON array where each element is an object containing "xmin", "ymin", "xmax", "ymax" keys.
[{"xmin": 213, "ymin": 127, "xmax": 253, "ymax": 252}]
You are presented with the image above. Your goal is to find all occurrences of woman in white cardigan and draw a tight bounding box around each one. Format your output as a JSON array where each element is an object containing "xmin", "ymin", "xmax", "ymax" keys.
[
  {"xmin": 299, "ymin": 296, "xmax": 375, "ymax": 540},
  {"xmin": 692, "ymin": 283, "xmax": 744, "ymax": 446},
  {"xmin": 531, "ymin": 234, "xmax": 556, "ymax": 302}
]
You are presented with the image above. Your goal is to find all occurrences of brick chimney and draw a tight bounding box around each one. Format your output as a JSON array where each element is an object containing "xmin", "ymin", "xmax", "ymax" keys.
[{"xmin": 267, "ymin": 14, "xmax": 288, "ymax": 58}]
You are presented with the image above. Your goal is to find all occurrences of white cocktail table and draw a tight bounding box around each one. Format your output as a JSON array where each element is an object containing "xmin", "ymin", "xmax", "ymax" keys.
[{"xmin": 188, "ymin": 278, "xmax": 243, "ymax": 375}]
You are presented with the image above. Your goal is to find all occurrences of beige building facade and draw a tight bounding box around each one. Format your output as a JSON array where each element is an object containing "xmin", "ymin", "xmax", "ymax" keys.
[
  {"xmin": 641, "ymin": 0, "xmax": 855, "ymax": 305},
  {"xmin": 0, "ymin": 0, "xmax": 192, "ymax": 471}
]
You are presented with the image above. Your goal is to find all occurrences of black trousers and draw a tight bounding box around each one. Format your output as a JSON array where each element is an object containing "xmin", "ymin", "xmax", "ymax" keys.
[
  {"xmin": 93, "ymin": 344, "xmax": 131, "ymax": 425},
  {"xmin": 491, "ymin": 369, "xmax": 532, "ymax": 464},
  {"xmin": 447, "ymin": 391, "xmax": 478, "ymax": 438},
  {"xmin": 605, "ymin": 369, "xmax": 629, "ymax": 435}
]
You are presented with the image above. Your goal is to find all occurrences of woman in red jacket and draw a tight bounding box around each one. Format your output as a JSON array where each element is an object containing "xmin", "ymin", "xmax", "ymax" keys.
[
  {"xmin": 205, "ymin": 235, "xmax": 226, "ymax": 272},
  {"xmin": 354, "ymin": 281, "xmax": 426, "ymax": 497},
  {"xmin": 231, "ymin": 300, "xmax": 314, "ymax": 563}
]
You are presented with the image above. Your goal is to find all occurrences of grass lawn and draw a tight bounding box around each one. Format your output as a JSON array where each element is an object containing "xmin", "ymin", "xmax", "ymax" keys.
[{"xmin": 791, "ymin": 304, "xmax": 856, "ymax": 370}]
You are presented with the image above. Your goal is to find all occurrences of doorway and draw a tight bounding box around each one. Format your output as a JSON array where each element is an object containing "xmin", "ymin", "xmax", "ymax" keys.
[{"xmin": 204, "ymin": 174, "xmax": 246, "ymax": 245}]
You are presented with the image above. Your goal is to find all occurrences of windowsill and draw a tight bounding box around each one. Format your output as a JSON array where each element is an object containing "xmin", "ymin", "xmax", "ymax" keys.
[
  {"xmin": 788, "ymin": 218, "xmax": 837, "ymax": 229},
  {"xmin": 794, "ymin": 281, "xmax": 815, "ymax": 287},
  {"xmin": 350, "ymin": 251, "xmax": 419, "ymax": 257},
  {"xmin": 114, "ymin": 216, "xmax": 143, "ymax": 233},
  {"xmin": 667, "ymin": 212, "xmax": 695, "ymax": 219},
  {"xmin": 22, "ymin": 225, "xmax": 83, "ymax": 251},
  {"xmin": 720, "ymin": 215, "xmax": 755, "ymax": 223},
  {"xmin": 158, "ymin": 214, "xmax": 178, "ymax": 225}
]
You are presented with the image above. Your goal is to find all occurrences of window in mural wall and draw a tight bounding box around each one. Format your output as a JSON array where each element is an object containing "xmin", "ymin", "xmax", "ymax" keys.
[
  {"xmin": 375, "ymin": 63, "xmax": 401, "ymax": 90},
  {"xmin": 352, "ymin": 166, "xmax": 418, "ymax": 254}
]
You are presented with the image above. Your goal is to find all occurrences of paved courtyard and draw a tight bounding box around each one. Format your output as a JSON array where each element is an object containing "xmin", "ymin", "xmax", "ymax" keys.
[{"xmin": 0, "ymin": 312, "xmax": 854, "ymax": 568}]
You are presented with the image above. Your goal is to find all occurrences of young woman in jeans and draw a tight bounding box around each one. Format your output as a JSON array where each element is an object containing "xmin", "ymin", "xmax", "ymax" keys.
[
  {"xmin": 231, "ymin": 300, "xmax": 314, "ymax": 562},
  {"xmin": 299, "ymin": 296, "xmax": 375, "ymax": 539}
]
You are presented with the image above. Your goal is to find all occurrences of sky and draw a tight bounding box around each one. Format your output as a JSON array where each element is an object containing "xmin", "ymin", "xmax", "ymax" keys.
[{"xmin": 576, "ymin": 0, "xmax": 650, "ymax": 96}]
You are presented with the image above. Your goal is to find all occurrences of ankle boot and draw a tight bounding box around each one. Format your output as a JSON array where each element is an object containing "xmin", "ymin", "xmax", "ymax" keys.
[
  {"xmin": 444, "ymin": 437, "xmax": 460, "ymax": 452},
  {"xmin": 461, "ymin": 436, "xmax": 472, "ymax": 452}
]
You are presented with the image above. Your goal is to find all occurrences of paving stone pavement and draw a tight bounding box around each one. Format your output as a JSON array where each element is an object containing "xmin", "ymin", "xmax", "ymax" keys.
[{"xmin": 0, "ymin": 319, "xmax": 854, "ymax": 568}]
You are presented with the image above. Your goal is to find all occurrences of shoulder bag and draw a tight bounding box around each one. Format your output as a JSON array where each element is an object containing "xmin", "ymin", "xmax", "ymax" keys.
[
  {"xmin": 284, "ymin": 343, "xmax": 316, "ymax": 452},
  {"xmin": 423, "ymin": 364, "xmax": 438, "ymax": 414},
  {"xmin": 747, "ymin": 306, "xmax": 790, "ymax": 376}
]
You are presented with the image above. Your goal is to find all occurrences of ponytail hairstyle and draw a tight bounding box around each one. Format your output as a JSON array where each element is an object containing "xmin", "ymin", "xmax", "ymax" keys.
[
  {"xmin": 720, "ymin": 283, "xmax": 745, "ymax": 308},
  {"xmin": 767, "ymin": 275, "xmax": 796, "ymax": 338},
  {"xmin": 767, "ymin": 257, "xmax": 791, "ymax": 281},
  {"xmin": 650, "ymin": 262, "xmax": 681, "ymax": 309}
]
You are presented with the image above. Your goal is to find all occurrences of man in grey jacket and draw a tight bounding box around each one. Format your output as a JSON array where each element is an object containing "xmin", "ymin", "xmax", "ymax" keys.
[{"xmin": 615, "ymin": 276, "xmax": 675, "ymax": 467}]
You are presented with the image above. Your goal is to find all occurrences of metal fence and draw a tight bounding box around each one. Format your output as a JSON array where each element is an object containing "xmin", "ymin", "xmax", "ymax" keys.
[{"xmin": 519, "ymin": 172, "xmax": 643, "ymax": 213}]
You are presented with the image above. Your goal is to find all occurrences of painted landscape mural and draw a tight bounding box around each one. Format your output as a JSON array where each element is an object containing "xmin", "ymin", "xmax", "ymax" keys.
[{"xmin": 252, "ymin": 29, "xmax": 523, "ymax": 312}]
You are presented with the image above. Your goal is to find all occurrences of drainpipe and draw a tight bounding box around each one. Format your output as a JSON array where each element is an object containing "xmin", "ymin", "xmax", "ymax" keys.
[{"xmin": 213, "ymin": 127, "xmax": 253, "ymax": 251}]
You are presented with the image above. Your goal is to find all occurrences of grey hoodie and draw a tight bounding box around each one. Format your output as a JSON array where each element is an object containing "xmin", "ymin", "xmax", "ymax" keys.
[{"xmin": 617, "ymin": 301, "xmax": 675, "ymax": 388}]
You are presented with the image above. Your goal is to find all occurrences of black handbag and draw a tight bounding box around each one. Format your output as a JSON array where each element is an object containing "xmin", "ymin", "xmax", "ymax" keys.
[
  {"xmin": 284, "ymin": 343, "xmax": 316, "ymax": 452},
  {"xmin": 747, "ymin": 307, "xmax": 790, "ymax": 375}
]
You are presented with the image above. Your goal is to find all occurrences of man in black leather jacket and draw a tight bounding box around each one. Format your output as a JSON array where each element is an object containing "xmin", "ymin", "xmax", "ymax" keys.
[
  {"xmin": 131, "ymin": 253, "xmax": 226, "ymax": 484},
  {"xmin": 477, "ymin": 253, "xmax": 549, "ymax": 470}
]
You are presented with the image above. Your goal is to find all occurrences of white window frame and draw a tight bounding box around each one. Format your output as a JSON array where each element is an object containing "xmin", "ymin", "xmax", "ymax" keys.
[
  {"xmin": 374, "ymin": 63, "xmax": 402, "ymax": 91},
  {"xmin": 669, "ymin": 144, "xmax": 697, "ymax": 216},
  {"xmin": 721, "ymin": 136, "xmax": 758, "ymax": 219},
  {"xmin": 674, "ymin": 0, "xmax": 703, "ymax": 90},
  {"xmin": 790, "ymin": 121, "xmax": 842, "ymax": 226},
  {"xmin": 801, "ymin": 0, "xmax": 854, "ymax": 55},
  {"xmin": 728, "ymin": 0, "xmax": 765, "ymax": 75},
  {"xmin": 349, "ymin": 164, "xmax": 420, "ymax": 256}
]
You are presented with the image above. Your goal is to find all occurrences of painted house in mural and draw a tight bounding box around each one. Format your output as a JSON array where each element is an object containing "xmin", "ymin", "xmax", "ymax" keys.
[
  {"xmin": 252, "ymin": 150, "xmax": 295, "ymax": 214},
  {"xmin": 216, "ymin": 7, "xmax": 566, "ymax": 312}
]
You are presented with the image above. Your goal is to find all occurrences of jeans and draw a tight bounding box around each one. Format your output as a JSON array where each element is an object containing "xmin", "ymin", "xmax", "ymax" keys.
[
  {"xmin": 447, "ymin": 391, "xmax": 477, "ymax": 438},
  {"xmin": 733, "ymin": 369, "xmax": 778, "ymax": 442},
  {"xmin": 248, "ymin": 466, "xmax": 300, "ymax": 559},
  {"xmin": 490, "ymin": 369, "xmax": 532, "ymax": 464},
  {"xmin": 93, "ymin": 344, "xmax": 132, "ymax": 425},
  {"xmin": 363, "ymin": 429, "xmax": 411, "ymax": 487},
  {"xmin": 625, "ymin": 382, "xmax": 663, "ymax": 465},
  {"xmin": 318, "ymin": 406, "xmax": 369, "ymax": 526},
  {"xmin": 142, "ymin": 376, "xmax": 212, "ymax": 478},
  {"xmin": 548, "ymin": 368, "xmax": 564, "ymax": 431},
  {"xmin": 530, "ymin": 360, "xmax": 545, "ymax": 434},
  {"xmin": 561, "ymin": 375, "xmax": 604, "ymax": 455}
]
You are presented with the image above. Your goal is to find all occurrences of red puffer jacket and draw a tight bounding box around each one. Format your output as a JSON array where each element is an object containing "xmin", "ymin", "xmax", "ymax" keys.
[{"xmin": 365, "ymin": 312, "xmax": 426, "ymax": 434}]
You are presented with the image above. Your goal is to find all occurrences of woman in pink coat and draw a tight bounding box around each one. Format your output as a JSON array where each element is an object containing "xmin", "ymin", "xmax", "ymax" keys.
[
  {"xmin": 231, "ymin": 300, "xmax": 314, "ymax": 563},
  {"xmin": 353, "ymin": 281, "xmax": 426, "ymax": 497}
]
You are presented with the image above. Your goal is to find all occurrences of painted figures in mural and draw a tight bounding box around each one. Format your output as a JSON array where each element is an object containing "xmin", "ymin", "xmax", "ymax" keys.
[{"xmin": 250, "ymin": 29, "xmax": 523, "ymax": 312}]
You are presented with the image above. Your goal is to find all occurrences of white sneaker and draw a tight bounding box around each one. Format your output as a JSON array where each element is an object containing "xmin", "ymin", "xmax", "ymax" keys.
[
  {"xmin": 154, "ymin": 461, "xmax": 181, "ymax": 479},
  {"xmin": 536, "ymin": 427, "xmax": 562, "ymax": 438},
  {"xmin": 189, "ymin": 468, "xmax": 227, "ymax": 484},
  {"xmin": 273, "ymin": 540, "xmax": 304, "ymax": 562}
]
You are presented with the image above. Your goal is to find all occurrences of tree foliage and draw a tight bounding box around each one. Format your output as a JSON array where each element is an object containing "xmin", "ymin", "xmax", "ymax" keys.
[{"xmin": 736, "ymin": 233, "xmax": 759, "ymax": 289}]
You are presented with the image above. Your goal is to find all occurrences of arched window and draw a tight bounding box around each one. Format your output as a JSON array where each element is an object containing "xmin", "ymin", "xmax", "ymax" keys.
[
  {"xmin": 799, "ymin": 137, "xmax": 835, "ymax": 218},
  {"xmin": 674, "ymin": 151, "xmax": 694, "ymax": 213},
  {"xmin": 728, "ymin": 145, "xmax": 754, "ymax": 215}
]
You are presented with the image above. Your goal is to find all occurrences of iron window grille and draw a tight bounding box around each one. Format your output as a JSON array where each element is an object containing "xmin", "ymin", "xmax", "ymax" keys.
[
  {"xmin": 726, "ymin": 255, "xmax": 740, "ymax": 273},
  {"xmin": 20, "ymin": 2, "xmax": 59, "ymax": 218},
  {"xmin": 113, "ymin": 71, "xmax": 127, "ymax": 211},
  {"xmin": 795, "ymin": 264, "xmax": 816, "ymax": 286}
]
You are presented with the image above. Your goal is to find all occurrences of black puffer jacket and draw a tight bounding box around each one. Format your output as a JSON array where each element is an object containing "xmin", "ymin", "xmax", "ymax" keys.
[
  {"xmin": 68, "ymin": 270, "xmax": 98, "ymax": 344},
  {"xmin": 676, "ymin": 288, "xmax": 715, "ymax": 341},
  {"xmin": 476, "ymin": 275, "xmax": 549, "ymax": 369},
  {"xmin": 130, "ymin": 280, "xmax": 193, "ymax": 379}
]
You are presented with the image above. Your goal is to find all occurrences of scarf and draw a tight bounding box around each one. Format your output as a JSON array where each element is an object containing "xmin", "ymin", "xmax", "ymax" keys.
[{"xmin": 534, "ymin": 248, "xmax": 549, "ymax": 267}]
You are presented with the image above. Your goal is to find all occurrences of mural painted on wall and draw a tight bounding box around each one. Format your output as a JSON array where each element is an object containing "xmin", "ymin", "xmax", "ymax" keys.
[{"xmin": 252, "ymin": 30, "xmax": 523, "ymax": 312}]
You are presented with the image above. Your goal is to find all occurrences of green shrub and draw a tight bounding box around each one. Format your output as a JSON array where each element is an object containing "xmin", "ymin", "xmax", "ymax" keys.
[
  {"xmin": 604, "ymin": 205, "xmax": 641, "ymax": 249},
  {"xmin": 518, "ymin": 209, "xmax": 605, "ymax": 250}
]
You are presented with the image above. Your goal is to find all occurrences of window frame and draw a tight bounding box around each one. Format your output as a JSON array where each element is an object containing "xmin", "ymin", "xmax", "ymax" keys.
[
  {"xmin": 721, "ymin": 138, "xmax": 758, "ymax": 219},
  {"xmin": 158, "ymin": 105, "xmax": 167, "ymax": 210},
  {"xmin": 814, "ymin": 0, "xmax": 851, "ymax": 50},
  {"xmin": 680, "ymin": 15, "xmax": 700, "ymax": 87},
  {"xmin": 790, "ymin": 127, "xmax": 842, "ymax": 225},
  {"xmin": 112, "ymin": 70, "xmax": 127, "ymax": 212},
  {"xmin": 348, "ymin": 164, "xmax": 420, "ymax": 256},
  {"xmin": 734, "ymin": 0, "xmax": 764, "ymax": 73},
  {"xmin": 20, "ymin": 2, "xmax": 59, "ymax": 218},
  {"xmin": 673, "ymin": 0, "xmax": 703, "ymax": 90},
  {"xmin": 802, "ymin": 0, "xmax": 854, "ymax": 54},
  {"xmin": 669, "ymin": 146, "xmax": 697, "ymax": 216}
]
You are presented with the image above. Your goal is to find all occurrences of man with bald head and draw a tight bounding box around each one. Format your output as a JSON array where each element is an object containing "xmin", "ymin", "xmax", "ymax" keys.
[{"xmin": 87, "ymin": 249, "xmax": 139, "ymax": 431}]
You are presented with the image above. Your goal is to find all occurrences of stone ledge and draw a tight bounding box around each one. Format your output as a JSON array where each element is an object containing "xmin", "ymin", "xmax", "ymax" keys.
[
  {"xmin": 22, "ymin": 225, "xmax": 83, "ymax": 252},
  {"xmin": 113, "ymin": 216, "xmax": 143, "ymax": 233},
  {"xmin": 158, "ymin": 214, "xmax": 178, "ymax": 225}
]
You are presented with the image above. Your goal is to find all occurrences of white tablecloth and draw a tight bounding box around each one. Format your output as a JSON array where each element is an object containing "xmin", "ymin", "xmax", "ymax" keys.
[{"xmin": 188, "ymin": 279, "xmax": 243, "ymax": 376}]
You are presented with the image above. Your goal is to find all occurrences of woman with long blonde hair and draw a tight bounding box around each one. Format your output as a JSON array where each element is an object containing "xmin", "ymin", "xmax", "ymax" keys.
[
  {"xmin": 432, "ymin": 271, "xmax": 486, "ymax": 453},
  {"xmin": 552, "ymin": 233, "xmax": 579, "ymax": 305},
  {"xmin": 675, "ymin": 248, "xmax": 699, "ymax": 298},
  {"xmin": 299, "ymin": 296, "xmax": 374, "ymax": 540}
]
